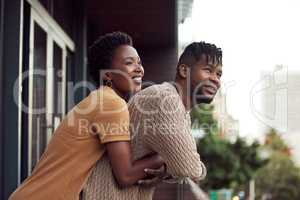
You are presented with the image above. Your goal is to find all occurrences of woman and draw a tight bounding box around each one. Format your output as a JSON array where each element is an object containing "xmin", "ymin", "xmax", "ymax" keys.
[
  {"xmin": 9, "ymin": 32, "xmax": 164, "ymax": 200},
  {"xmin": 82, "ymin": 42, "xmax": 209, "ymax": 200}
]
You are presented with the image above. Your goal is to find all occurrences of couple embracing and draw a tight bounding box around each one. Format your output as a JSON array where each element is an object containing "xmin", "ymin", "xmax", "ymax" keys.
[{"xmin": 10, "ymin": 32, "xmax": 223, "ymax": 200}]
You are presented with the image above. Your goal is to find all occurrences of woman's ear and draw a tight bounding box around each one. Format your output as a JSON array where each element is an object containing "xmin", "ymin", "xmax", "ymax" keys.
[
  {"xmin": 103, "ymin": 72, "xmax": 112, "ymax": 82},
  {"xmin": 103, "ymin": 72, "xmax": 113, "ymax": 87},
  {"xmin": 178, "ymin": 64, "xmax": 189, "ymax": 78}
]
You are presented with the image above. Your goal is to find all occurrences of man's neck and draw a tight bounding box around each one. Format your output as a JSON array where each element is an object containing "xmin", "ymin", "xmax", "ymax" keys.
[{"xmin": 174, "ymin": 79, "xmax": 192, "ymax": 111}]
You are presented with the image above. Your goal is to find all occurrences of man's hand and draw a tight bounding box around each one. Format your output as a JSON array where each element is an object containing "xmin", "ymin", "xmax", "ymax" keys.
[{"xmin": 137, "ymin": 165, "xmax": 170, "ymax": 187}]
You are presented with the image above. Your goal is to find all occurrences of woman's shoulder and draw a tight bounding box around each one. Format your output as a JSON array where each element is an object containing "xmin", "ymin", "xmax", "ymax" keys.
[
  {"xmin": 93, "ymin": 86, "xmax": 128, "ymax": 112},
  {"xmin": 67, "ymin": 86, "xmax": 127, "ymax": 117}
]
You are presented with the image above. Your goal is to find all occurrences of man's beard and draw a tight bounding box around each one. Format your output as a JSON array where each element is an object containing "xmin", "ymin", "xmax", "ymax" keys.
[
  {"xmin": 195, "ymin": 95, "xmax": 213, "ymax": 104},
  {"xmin": 191, "ymin": 87, "xmax": 214, "ymax": 105}
]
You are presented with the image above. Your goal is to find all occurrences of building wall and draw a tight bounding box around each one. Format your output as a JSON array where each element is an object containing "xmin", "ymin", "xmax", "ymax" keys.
[
  {"xmin": 260, "ymin": 69, "xmax": 300, "ymax": 165},
  {"xmin": 0, "ymin": 0, "xmax": 4, "ymax": 197},
  {"xmin": 140, "ymin": 47, "xmax": 178, "ymax": 84},
  {"xmin": 0, "ymin": 0, "xmax": 87, "ymax": 198},
  {"xmin": 213, "ymin": 91, "xmax": 239, "ymax": 140},
  {"xmin": 0, "ymin": 0, "xmax": 23, "ymax": 198},
  {"xmin": 0, "ymin": 0, "xmax": 196, "ymax": 199},
  {"xmin": 86, "ymin": 0, "xmax": 179, "ymax": 84}
]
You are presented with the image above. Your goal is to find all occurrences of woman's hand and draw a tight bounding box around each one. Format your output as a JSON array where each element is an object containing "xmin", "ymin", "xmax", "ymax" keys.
[
  {"xmin": 106, "ymin": 141, "xmax": 164, "ymax": 188},
  {"xmin": 137, "ymin": 164, "xmax": 171, "ymax": 187}
]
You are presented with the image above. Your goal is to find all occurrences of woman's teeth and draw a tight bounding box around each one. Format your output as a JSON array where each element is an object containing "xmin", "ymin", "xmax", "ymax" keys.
[{"xmin": 132, "ymin": 77, "xmax": 142, "ymax": 84}]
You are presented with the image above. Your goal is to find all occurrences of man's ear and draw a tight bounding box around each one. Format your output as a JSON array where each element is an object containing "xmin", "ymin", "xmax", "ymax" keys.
[{"xmin": 178, "ymin": 64, "xmax": 189, "ymax": 78}]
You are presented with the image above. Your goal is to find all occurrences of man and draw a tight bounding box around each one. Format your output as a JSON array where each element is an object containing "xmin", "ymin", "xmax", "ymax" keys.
[
  {"xmin": 131, "ymin": 41, "xmax": 222, "ymax": 183},
  {"xmin": 82, "ymin": 41, "xmax": 223, "ymax": 200}
]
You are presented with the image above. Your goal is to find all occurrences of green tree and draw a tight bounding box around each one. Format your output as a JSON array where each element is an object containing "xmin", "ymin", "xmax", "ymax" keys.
[
  {"xmin": 255, "ymin": 153, "xmax": 300, "ymax": 200},
  {"xmin": 264, "ymin": 128, "xmax": 291, "ymax": 156},
  {"xmin": 230, "ymin": 137, "xmax": 266, "ymax": 191},
  {"xmin": 197, "ymin": 133, "xmax": 239, "ymax": 190},
  {"xmin": 191, "ymin": 104, "xmax": 219, "ymax": 135},
  {"xmin": 197, "ymin": 134, "xmax": 265, "ymax": 192},
  {"xmin": 192, "ymin": 104, "xmax": 265, "ymax": 193},
  {"xmin": 255, "ymin": 129, "xmax": 300, "ymax": 199}
]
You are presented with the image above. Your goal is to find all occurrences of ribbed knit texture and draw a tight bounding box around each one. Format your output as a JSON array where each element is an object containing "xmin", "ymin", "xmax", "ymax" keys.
[{"xmin": 82, "ymin": 82, "xmax": 206, "ymax": 200}]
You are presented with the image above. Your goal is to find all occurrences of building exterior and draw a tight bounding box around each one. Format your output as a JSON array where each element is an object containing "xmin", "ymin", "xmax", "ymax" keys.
[
  {"xmin": 0, "ymin": 0, "xmax": 195, "ymax": 199},
  {"xmin": 259, "ymin": 67, "xmax": 300, "ymax": 165},
  {"xmin": 213, "ymin": 91, "xmax": 239, "ymax": 141}
]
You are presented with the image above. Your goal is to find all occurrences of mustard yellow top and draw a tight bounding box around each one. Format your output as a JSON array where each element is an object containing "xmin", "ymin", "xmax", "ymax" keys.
[{"xmin": 9, "ymin": 86, "xmax": 130, "ymax": 200}]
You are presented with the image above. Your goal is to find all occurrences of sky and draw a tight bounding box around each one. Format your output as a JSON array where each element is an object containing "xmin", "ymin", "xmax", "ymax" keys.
[{"xmin": 179, "ymin": 0, "xmax": 300, "ymax": 139}]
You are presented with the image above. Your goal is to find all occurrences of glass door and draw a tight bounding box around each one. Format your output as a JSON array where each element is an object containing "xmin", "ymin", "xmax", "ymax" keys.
[
  {"xmin": 28, "ymin": 21, "xmax": 47, "ymax": 172},
  {"xmin": 27, "ymin": 2, "xmax": 74, "ymax": 174}
]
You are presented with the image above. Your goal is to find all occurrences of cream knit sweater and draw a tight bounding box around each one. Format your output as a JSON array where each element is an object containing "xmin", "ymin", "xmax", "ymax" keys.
[{"xmin": 81, "ymin": 82, "xmax": 206, "ymax": 200}]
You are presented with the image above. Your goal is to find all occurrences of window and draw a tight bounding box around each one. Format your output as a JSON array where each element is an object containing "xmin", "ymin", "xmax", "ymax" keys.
[{"xmin": 26, "ymin": 0, "xmax": 75, "ymax": 174}]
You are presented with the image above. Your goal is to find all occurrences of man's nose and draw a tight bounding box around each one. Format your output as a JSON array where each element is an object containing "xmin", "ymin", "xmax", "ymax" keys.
[{"xmin": 209, "ymin": 73, "xmax": 221, "ymax": 88}]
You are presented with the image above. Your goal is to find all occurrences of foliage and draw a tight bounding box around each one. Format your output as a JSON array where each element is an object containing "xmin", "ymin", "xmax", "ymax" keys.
[
  {"xmin": 231, "ymin": 138, "xmax": 266, "ymax": 190},
  {"xmin": 197, "ymin": 133, "xmax": 239, "ymax": 190},
  {"xmin": 264, "ymin": 128, "xmax": 291, "ymax": 156},
  {"xmin": 191, "ymin": 104, "xmax": 265, "ymax": 193},
  {"xmin": 197, "ymin": 134, "xmax": 265, "ymax": 193},
  {"xmin": 191, "ymin": 104, "xmax": 219, "ymax": 135},
  {"xmin": 255, "ymin": 129, "xmax": 300, "ymax": 200},
  {"xmin": 255, "ymin": 152, "xmax": 300, "ymax": 200}
]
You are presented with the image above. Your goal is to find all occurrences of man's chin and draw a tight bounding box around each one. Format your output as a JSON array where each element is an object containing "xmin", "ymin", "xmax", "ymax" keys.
[
  {"xmin": 197, "ymin": 98, "xmax": 213, "ymax": 104},
  {"xmin": 195, "ymin": 95, "xmax": 214, "ymax": 104}
]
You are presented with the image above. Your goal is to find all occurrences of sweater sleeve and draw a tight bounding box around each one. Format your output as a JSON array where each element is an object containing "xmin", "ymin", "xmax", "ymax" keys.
[{"xmin": 142, "ymin": 91, "xmax": 206, "ymax": 181}]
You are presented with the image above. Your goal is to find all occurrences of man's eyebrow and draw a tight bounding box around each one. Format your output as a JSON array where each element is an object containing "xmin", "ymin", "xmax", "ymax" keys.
[
  {"xmin": 207, "ymin": 63, "xmax": 222, "ymax": 68},
  {"xmin": 205, "ymin": 64, "xmax": 215, "ymax": 68}
]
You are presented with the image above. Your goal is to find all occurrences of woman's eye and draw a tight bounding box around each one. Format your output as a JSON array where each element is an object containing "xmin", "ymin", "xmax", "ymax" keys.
[{"xmin": 125, "ymin": 62, "xmax": 133, "ymax": 65}]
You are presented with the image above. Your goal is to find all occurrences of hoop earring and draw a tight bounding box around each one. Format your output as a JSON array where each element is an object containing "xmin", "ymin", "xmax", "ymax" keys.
[{"xmin": 106, "ymin": 79, "xmax": 113, "ymax": 87}]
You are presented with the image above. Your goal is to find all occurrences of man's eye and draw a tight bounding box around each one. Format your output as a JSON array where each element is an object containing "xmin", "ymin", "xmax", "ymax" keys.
[
  {"xmin": 125, "ymin": 62, "xmax": 133, "ymax": 65},
  {"xmin": 203, "ymin": 68, "xmax": 212, "ymax": 73},
  {"xmin": 217, "ymin": 73, "xmax": 222, "ymax": 78}
]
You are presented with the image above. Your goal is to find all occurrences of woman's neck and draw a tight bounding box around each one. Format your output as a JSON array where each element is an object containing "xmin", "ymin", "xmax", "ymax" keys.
[{"xmin": 110, "ymin": 85, "xmax": 130, "ymax": 102}]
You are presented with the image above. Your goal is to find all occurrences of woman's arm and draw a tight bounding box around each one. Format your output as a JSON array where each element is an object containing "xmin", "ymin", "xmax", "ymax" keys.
[
  {"xmin": 94, "ymin": 94, "xmax": 164, "ymax": 187},
  {"xmin": 106, "ymin": 141, "xmax": 164, "ymax": 188}
]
